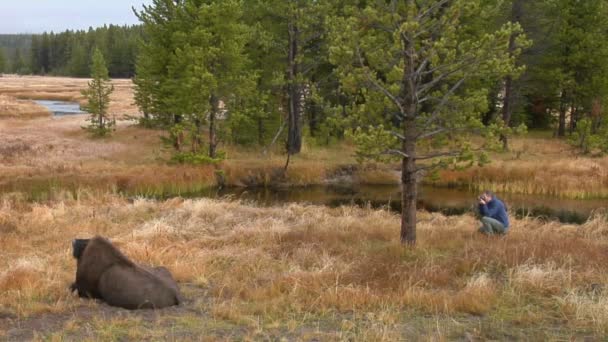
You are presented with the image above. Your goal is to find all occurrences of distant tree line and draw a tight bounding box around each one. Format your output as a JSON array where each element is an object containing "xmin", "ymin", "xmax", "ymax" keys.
[
  {"xmin": 497, "ymin": 0, "xmax": 608, "ymax": 144},
  {"xmin": 0, "ymin": 34, "xmax": 32, "ymax": 74},
  {"xmin": 0, "ymin": 25, "xmax": 142, "ymax": 77}
]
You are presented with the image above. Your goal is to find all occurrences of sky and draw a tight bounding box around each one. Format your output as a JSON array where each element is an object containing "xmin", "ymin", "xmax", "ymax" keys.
[{"xmin": 0, "ymin": 0, "xmax": 153, "ymax": 34}]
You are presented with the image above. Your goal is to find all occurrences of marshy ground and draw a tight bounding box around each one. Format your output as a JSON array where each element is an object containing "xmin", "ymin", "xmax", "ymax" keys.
[{"xmin": 0, "ymin": 76, "xmax": 608, "ymax": 340}]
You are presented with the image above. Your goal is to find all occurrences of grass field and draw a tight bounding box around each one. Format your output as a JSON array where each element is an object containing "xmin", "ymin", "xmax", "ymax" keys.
[
  {"xmin": 0, "ymin": 75, "xmax": 138, "ymax": 117},
  {"xmin": 0, "ymin": 76, "xmax": 607, "ymax": 340},
  {"xmin": 0, "ymin": 194, "xmax": 607, "ymax": 340},
  {"xmin": 0, "ymin": 94, "xmax": 50, "ymax": 118}
]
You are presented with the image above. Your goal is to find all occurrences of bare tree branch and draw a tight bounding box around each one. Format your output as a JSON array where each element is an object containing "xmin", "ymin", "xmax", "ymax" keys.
[
  {"xmin": 416, "ymin": 150, "xmax": 461, "ymax": 160},
  {"xmin": 391, "ymin": 131, "xmax": 406, "ymax": 141},
  {"xmin": 266, "ymin": 121, "xmax": 286, "ymax": 151},
  {"xmin": 385, "ymin": 149, "xmax": 410, "ymax": 158},
  {"xmin": 417, "ymin": 127, "xmax": 446, "ymax": 140}
]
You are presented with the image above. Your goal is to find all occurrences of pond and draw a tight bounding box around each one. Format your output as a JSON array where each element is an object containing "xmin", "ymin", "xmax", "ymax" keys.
[
  {"xmin": 190, "ymin": 184, "xmax": 607, "ymax": 224},
  {"xmin": 35, "ymin": 100, "xmax": 86, "ymax": 116}
]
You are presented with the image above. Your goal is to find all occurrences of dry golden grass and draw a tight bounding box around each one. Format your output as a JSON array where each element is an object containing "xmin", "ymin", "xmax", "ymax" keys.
[
  {"xmin": 0, "ymin": 114, "xmax": 362, "ymax": 196},
  {"xmin": 220, "ymin": 143, "xmax": 399, "ymax": 187},
  {"xmin": 0, "ymin": 94, "xmax": 50, "ymax": 118},
  {"xmin": 434, "ymin": 135, "xmax": 608, "ymax": 198},
  {"xmin": 0, "ymin": 106, "xmax": 226, "ymax": 198},
  {"xmin": 0, "ymin": 75, "xmax": 139, "ymax": 117},
  {"xmin": 0, "ymin": 194, "xmax": 607, "ymax": 339}
]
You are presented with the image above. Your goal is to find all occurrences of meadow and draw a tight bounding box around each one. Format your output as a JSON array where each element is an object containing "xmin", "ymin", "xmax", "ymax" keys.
[
  {"xmin": 0, "ymin": 76, "xmax": 607, "ymax": 340},
  {"xmin": 1, "ymin": 194, "xmax": 607, "ymax": 340}
]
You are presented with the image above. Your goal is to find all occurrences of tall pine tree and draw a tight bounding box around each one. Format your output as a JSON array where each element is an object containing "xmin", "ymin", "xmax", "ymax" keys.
[
  {"xmin": 330, "ymin": 0, "xmax": 524, "ymax": 244},
  {"xmin": 135, "ymin": 0, "xmax": 256, "ymax": 159},
  {"xmin": 81, "ymin": 49, "xmax": 115, "ymax": 137}
]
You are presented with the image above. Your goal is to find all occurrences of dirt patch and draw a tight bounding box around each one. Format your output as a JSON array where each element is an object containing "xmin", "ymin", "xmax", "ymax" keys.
[{"xmin": 0, "ymin": 284, "xmax": 215, "ymax": 341}]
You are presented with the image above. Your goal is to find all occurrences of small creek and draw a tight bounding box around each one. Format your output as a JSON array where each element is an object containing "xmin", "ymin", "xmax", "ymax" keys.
[
  {"xmin": 35, "ymin": 100, "xmax": 86, "ymax": 116},
  {"xmin": 185, "ymin": 185, "xmax": 607, "ymax": 224}
]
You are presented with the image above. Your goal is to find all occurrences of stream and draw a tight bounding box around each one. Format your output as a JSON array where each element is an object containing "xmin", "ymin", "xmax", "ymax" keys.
[
  {"xmin": 184, "ymin": 185, "xmax": 607, "ymax": 224},
  {"xmin": 35, "ymin": 100, "xmax": 85, "ymax": 116}
]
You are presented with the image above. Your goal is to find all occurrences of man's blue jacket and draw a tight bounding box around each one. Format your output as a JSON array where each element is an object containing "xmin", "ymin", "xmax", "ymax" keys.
[{"xmin": 479, "ymin": 198, "xmax": 509, "ymax": 228}]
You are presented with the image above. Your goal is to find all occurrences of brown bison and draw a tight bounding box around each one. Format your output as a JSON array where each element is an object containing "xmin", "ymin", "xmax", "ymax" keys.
[{"xmin": 71, "ymin": 236, "xmax": 181, "ymax": 310}]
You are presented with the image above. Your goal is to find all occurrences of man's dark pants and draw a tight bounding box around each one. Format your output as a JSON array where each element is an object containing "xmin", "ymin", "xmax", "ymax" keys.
[{"xmin": 478, "ymin": 216, "xmax": 506, "ymax": 235}]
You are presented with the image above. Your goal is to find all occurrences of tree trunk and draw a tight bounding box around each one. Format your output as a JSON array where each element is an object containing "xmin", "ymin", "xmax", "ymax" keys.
[
  {"xmin": 173, "ymin": 114, "xmax": 183, "ymax": 151},
  {"xmin": 193, "ymin": 118, "xmax": 202, "ymax": 154},
  {"xmin": 558, "ymin": 92, "xmax": 567, "ymax": 137},
  {"xmin": 500, "ymin": 74, "xmax": 513, "ymax": 150},
  {"xmin": 309, "ymin": 100, "xmax": 317, "ymax": 137},
  {"xmin": 482, "ymin": 83, "xmax": 501, "ymax": 126},
  {"xmin": 209, "ymin": 96, "xmax": 219, "ymax": 158},
  {"xmin": 591, "ymin": 98, "xmax": 602, "ymax": 134},
  {"xmin": 286, "ymin": 20, "xmax": 302, "ymax": 158},
  {"xmin": 258, "ymin": 117, "xmax": 264, "ymax": 146},
  {"xmin": 500, "ymin": 0, "xmax": 523, "ymax": 151},
  {"xmin": 399, "ymin": 24, "xmax": 420, "ymax": 245},
  {"xmin": 569, "ymin": 104, "xmax": 577, "ymax": 134},
  {"xmin": 400, "ymin": 139, "xmax": 417, "ymax": 245}
]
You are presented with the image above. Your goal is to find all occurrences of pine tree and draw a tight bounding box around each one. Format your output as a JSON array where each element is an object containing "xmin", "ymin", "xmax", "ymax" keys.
[
  {"xmin": 0, "ymin": 48, "xmax": 6, "ymax": 74},
  {"xmin": 81, "ymin": 48, "xmax": 115, "ymax": 137},
  {"xmin": 176, "ymin": 0, "xmax": 255, "ymax": 158},
  {"xmin": 135, "ymin": 0, "xmax": 256, "ymax": 159},
  {"xmin": 30, "ymin": 35, "xmax": 41, "ymax": 74},
  {"xmin": 134, "ymin": 0, "xmax": 183, "ymax": 130},
  {"xmin": 499, "ymin": 0, "xmax": 525, "ymax": 150},
  {"xmin": 330, "ymin": 0, "xmax": 524, "ymax": 244},
  {"xmin": 12, "ymin": 48, "xmax": 28, "ymax": 74},
  {"xmin": 68, "ymin": 41, "xmax": 89, "ymax": 77},
  {"xmin": 246, "ymin": 0, "xmax": 331, "ymax": 167},
  {"xmin": 132, "ymin": 51, "xmax": 155, "ymax": 126},
  {"xmin": 40, "ymin": 33, "xmax": 51, "ymax": 74}
]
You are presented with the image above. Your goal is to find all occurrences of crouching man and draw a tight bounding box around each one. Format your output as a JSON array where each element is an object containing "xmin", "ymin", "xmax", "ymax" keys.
[{"xmin": 478, "ymin": 190, "xmax": 509, "ymax": 235}]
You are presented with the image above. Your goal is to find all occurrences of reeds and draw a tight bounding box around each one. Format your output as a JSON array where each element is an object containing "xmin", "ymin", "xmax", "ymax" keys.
[{"xmin": 433, "ymin": 137, "xmax": 608, "ymax": 198}]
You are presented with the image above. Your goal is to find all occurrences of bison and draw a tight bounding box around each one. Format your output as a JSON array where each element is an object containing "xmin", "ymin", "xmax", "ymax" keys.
[{"xmin": 71, "ymin": 236, "xmax": 181, "ymax": 310}]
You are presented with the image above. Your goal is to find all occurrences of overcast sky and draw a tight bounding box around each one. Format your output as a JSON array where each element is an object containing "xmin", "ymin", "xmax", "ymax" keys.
[{"xmin": 0, "ymin": 0, "xmax": 153, "ymax": 34}]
